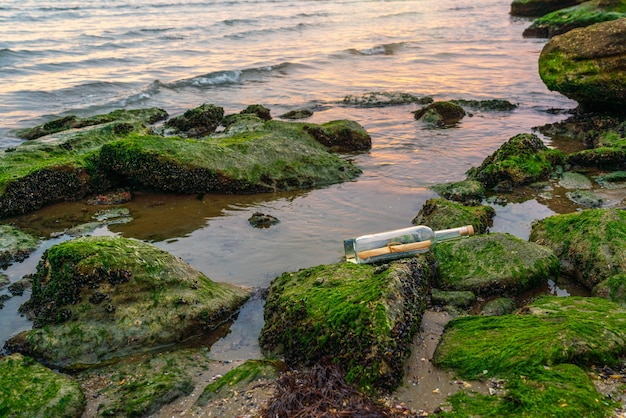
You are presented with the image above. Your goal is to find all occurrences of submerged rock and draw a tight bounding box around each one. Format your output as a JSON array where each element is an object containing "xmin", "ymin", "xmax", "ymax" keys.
[
  {"xmin": 259, "ymin": 257, "xmax": 434, "ymax": 391},
  {"xmin": 279, "ymin": 109, "xmax": 314, "ymax": 119},
  {"xmin": 411, "ymin": 197, "xmax": 494, "ymax": 234},
  {"xmin": 5, "ymin": 236, "xmax": 251, "ymax": 369},
  {"xmin": 413, "ymin": 101, "xmax": 466, "ymax": 127},
  {"xmin": 0, "ymin": 353, "xmax": 85, "ymax": 417},
  {"xmin": 0, "ymin": 225, "xmax": 39, "ymax": 268},
  {"xmin": 538, "ymin": 18, "xmax": 626, "ymax": 112},
  {"xmin": 434, "ymin": 232, "xmax": 560, "ymax": 296},
  {"xmin": 524, "ymin": 0, "xmax": 626, "ymax": 38},
  {"xmin": 529, "ymin": 208, "xmax": 626, "ymax": 289},
  {"xmin": 466, "ymin": 133, "xmax": 564, "ymax": 190},
  {"xmin": 248, "ymin": 212, "xmax": 280, "ymax": 228},
  {"xmin": 450, "ymin": 99, "xmax": 518, "ymax": 112},
  {"xmin": 302, "ymin": 119, "xmax": 372, "ymax": 152},
  {"xmin": 510, "ymin": 0, "xmax": 586, "ymax": 17},
  {"xmin": 341, "ymin": 91, "xmax": 429, "ymax": 107}
]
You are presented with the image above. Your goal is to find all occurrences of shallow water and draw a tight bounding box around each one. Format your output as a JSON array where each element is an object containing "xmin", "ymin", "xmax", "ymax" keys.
[{"xmin": 0, "ymin": 0, "xmax": 582, "ymax": 358}]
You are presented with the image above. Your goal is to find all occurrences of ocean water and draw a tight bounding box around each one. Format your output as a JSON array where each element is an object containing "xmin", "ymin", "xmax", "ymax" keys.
[{"xmin": 0, "ymin": 0, "xmax": 577, "ymax": 358}]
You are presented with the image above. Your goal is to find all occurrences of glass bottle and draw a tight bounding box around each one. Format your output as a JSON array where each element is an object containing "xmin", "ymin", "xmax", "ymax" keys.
[{"xmin": 344, "ymin": 224, "xmax": 474, "ymax": 264}]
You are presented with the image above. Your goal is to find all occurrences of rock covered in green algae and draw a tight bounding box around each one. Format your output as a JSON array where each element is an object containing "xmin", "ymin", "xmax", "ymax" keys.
[
  {"xmin": 529, "ymin": 208, "xmax": 626, "ymax": 289},
  {"xmin": 538, "ymin": 18, "xmax": 626, "ymax": 112},
  {"xmin": 431, "ymin": 289, "xmax": 476, "ymax": 308},
  {"xmin": 5, "ymin": 236, "xmax": 251, "ymax": 369},
  {"xmin": 341, "ymin": 91, "xmax": 429, "ymax": 107},
  {"xmin": 510, "ymin": 0, "xmax": 586, "ymax": 17},
  {"xmin": 593, "ymin": 273, "xmax": 626, "ymax": 305},
  {"xmin": 480, "ymin": 297, "xmax": 516, "ymax": 316},
  {"xmin": 0, "ymin": 224, "xmax": 39, "ymax": 268},
  {"xmin": 259, "ymin": 257, "xmax": 434, "ymax": 392},
  {"xmin": 164, "ymin": 103, "xmax": 224, "ymax": 137},
  {"xmin": 466, "ymin": 133, "xmax": 564, "ymax": 190},
  {"xmin": 566, "ymin": 121, "xmax": 626, "ymax": 169},
  {"xmin": 524, "ymin": 0, "xmax": 626, "ymax": 38},
  {"xmin": 302, "ymin": 119, "xmax": 372, "ymax": 152},
  {"xmin": 413, "ymin": 101, "xmax": 466, "ymax": 127},
  {"xmin": 450, "ymin": 99, "xmax": 518, "ymax": 112},
  {"xmin": 98, "ymin": 118, "xmax": 364, "ymax": 194},
  {"xmin": 16, "ymin": 108, "xmax": 168, "ymax": 141},
  {"xmin": 411, "ymin": 197, "xmax": 494, "ymax": 234},
  {"xmin": 0, "ymin": 353, "xmax": 85, "ymax": 417},
  {"xmin": 430, "ymin": 179, "xmax": 486, "ymax": 204},
  {"xmin": 434, "ymin": 233, "xmax": 560, "ymax": 296}
]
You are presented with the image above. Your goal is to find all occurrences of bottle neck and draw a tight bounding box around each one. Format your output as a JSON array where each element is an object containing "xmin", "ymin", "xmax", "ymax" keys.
[{"xmin": 434, "ymin": 225, "xmax": 474, "ymax": 243}]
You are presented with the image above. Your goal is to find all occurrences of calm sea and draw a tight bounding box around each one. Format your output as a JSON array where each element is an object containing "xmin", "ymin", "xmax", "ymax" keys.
[{"xmin": 0, "ymin": 0, "xmax": 577, "ymax": 358}]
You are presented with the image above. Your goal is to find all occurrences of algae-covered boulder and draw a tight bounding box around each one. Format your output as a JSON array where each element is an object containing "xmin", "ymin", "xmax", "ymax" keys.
[
  {"xmin": 164, "ymin": 103, "xmax": 224, "ymax": 137},
  {"xmin": 538, "ymin": 18, "xmax": 626, "ymax": 112},
  {"xmin": 411, "ymin": 197, "xmax": 494, "ymax": 234},
  {"xmin": 259, "ymin": 257, "xmax": 434, "ymax": 391},
  {"xmin": 480, "ymin": 297, "xmax": 517, "ymax": 316},
  {"xmin": 450, "ymin": 99, "xmax": 518, "ymax": 112},
  {"xmin": 341, "ymin": 91, "xmax": 429, "ymax": 107},
  {"xmin": 0, "ymin": 353, "xmax": 85, "ymax": 417},
  {"xmin": 510, "ymin": 0, "xmax": 586, "ymax": 17},
  {"xmin": 434, "ymin": 233, "xmax": 560, "ymax": 295},
  {"xmin": 413, "ymin": 101, "xmax": 466, "ymax": 127},
  {"xmin": 524, "ymin": 0, "xmax": 626, "ymax": 38},
  {"xmin": 302, "ymin": 119, "xmax": 372, "ymax": 152},
  {"xmin": 98, "ymin": 119, "xmax": 364, "ymax": 194},
  {"xmin": 529, "ymin": 208, "xmax": 626, "ymax": 289},
  {"xmin": 4, "ymin": 236, "xmax": 251, "ymax": 369},
  {"xmin": 430, "ymin": 179, "xmax": 486, "ymax": 204},
  {"xmin": 16, "ymin": 108, "xmax": 168, "ymax": 141},
  {"xmin": 0, "ymin": 224, "xmax": 39, "ymax": 268},
  {"xmin": 593, "ymin": 273, "xmax": 626, "ymax": 305},
  {"xmin": 566, "ymin": 122, "xmax": 626, "ymax": 169},
  {"xmin": 466, "ymin": 133, "xmax": 564, "ymax": 190},
  {"xmin": 431, "ymin": 289, "xmax": 476, "ymax": 308}
]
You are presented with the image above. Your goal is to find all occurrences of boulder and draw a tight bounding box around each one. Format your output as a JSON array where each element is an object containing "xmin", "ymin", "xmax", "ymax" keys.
[
  {"xmin": 538, "ymin": 18, "xmax": 626, "ymax": 112},
  {"xmin": 529, "ymin": 208, "xmax": 626, "ymax": 289},
  {"xmin": 466, "ymin": 133, "xmax": 564, "ymax": 190},
  {"xmin": 434, "ymin": 233, "xmax": 560, "ymax": 296},
  {"xmin": 302, "ymin": 119, "xmax": 372, "ymax": 152},
  {"xmin": 164, "ymin": 104, "xmax": 224, "ymax": 137},
  {"xmin": 411, "ymin": 197, "xmax": 494, "ymax": 234},
  {"xmin": 523, "ymin": 0, "xmax": 626, "ymax": 38},
  {"xmin": 341, "ymin": 91, "xmax": 430, "ymax": 107},
  {"xmin": 0, "ymin": 225, "xmax": 39, "ymax": 268},
  {"xmin": 510, "ymin": 0, "xmax": 586, "ymax": 17},
  {"xmin": 430, "ymin": 289, "xmax": 476, "ymax": 308},
  {"xmin": 450, "ymin": 99, "xmax": 518, "ymax": 112},
  {"xmin": 0, "ymin": 353, "xmax": 85, "ymax": 417},
  {"xmin": 259, "ymin": 257, "xmax": 434, "ymax": 391},
  {"xmin": 4, "ymin": 236, "xmax": 251, "ymax": 369},
  {"xmin": 480, "ymin": 297, "xmax": 517, "ymax": 316},
  {"xmin": 566, "ymin": 121, "xmax": 626, "ymax": 169},
  {"xmin": 430, "ymin": 179, "xmax": 486, "ymax": 204},
  {"xmin": 413, "ymin": 101, "xmax": 466, "ymax": 127},
  {"xmin": 593, "ymin": 273, "xmax": 626, "ymax": 305}
]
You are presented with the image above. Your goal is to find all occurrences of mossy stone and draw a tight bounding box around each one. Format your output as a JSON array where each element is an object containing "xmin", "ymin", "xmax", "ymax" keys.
[
  {"xmin": 259, "ymin": 257, "xmax": 434, "ymax": 392},
  {"xmin": 430, "ymin": 180, "xmax": 486, "ymax": 204},
  {"xmin": 593, "ymin": 273, "xmax": 626, "ymax": 305},
  {"xmin": 411, "ymin": 197, "xmax": 494, "ymax": 234},
  {"xmin": 302, "ymin": 119, "xmax": 372, "ymax": 152},
  {"xmin": 164, "ymin": 103, "xmax": 224, "ymax": 137},
  {"xmin": 5, "ymin": 236, "xmax": 251, "ymax": 369},
  {"xmin": 529, "ymin": 208, "xmax": 626, "ymax": 289},
  {"xmin": 434, "ymin": 233, "xmax": 560, "ymax": 296},
  {"xmin": 566, "ymin": 189, "xmax": 605, "ymax": 207},
  {"xmin": 431, "ymin": 289, "xmax": 476, "ymax": 308},
  {"xmin": 480, "ymin": 297, "xmax": 516, "ymax": 316},
  {"xmin": 558, "ymin": 171, "xmax": 593, "ymax": 189},
  {"xmin": 466, "ymin": 133, "xmax": 564, "ymax": 189},
  {"xmin": 341, "ymin": 91, "xmax": 425, "ymax": 107},
  {"xmin": 0, "ymin": 224, "xmax": 39, "ymax": 268},
  {"xmin": 0, "ymin": 353, "xmax": 85, "ymax": 417},
  {"xmin": 413, "ymin": 101, "xmax": 466, "ymax": 127},
  {"xmin": 450, "ymin": 99, "xmax": 518, "ymax": 112},
  {"xmin": 510, "ymin": 0, "xmax": 586, "ymax": 17}
]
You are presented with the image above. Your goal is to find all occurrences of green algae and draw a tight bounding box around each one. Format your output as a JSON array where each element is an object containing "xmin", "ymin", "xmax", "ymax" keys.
[
  {"xmin": 593, "ymin": 273, "xmax": 626, "ymax": 305},
  {"xmin": 466, "ymin": 133, "xmax": 564, "ymax": 190},
  {"xmin": 411, "ymin": 197, "xmax": 494, "ymax": 234},
  {"xmin": 434, "ymin": 233, "xmax": 560, "ymax": 296},
  {"xmin": 430, "ymin": 180, "xmax": 486, "ymax": 204},
  {"xmin": 440, "ymin": 363, "xmax": 613, "ymax": 417},
  {"xmin": 7, "ymin": 236, "xmax": 250, "ymax": 369},
  {"xmin": 431, "ymin": 289, "xmax": 476, "ymax": 308},
  {"xmin": 434, "ymin": 296, "xmax": 626, "ymax": 378},
  {"xmin": 0, "ymin": 224, "xmax": 39, "ymax": 267},
  {"xmin": 529, "ymin": 208, "xmax": 626, "ymax": 289},
  {"xmin": 0, "ymin": 353, "xmax": 85, "ymax": 417},
  {"xmin": 196, "ymin": 359, "xmax": 281, "ymax": 406},
  {"xmin": 259, "ymin": 257, "xmax": 433, "ymax": 391}
]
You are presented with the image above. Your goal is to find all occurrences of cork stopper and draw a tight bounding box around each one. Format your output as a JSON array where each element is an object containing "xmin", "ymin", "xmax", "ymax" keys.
[{"xmin": 463, "ymin": 225, "xmax": 474, "ymax": 236}]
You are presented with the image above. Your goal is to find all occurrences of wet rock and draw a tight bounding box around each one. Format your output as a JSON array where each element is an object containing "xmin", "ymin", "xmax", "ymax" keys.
[
  {"xmin": 434, "ymin": 233, "xmax": 560, "ymax": 296},
  {"xmin": 523, "ymin": 0, "xmax": 626, "ymax": 38},
  {"xmin": 0, "ymin": 273, "xmax": 8, "ymax": 289},
  {"xmin": 510, "ymin": 0, "xmax": 586, "ymax": 17},
  {"xmin": 260, "ymin": 256, "xmax": 434, "ymax": 391},
  {"xmin": 558, "ymin": 171, "xmax": 593, "ymax": 189},
  {"xmin": 0, "ymin": 225, "xmax": 39, "ymax": 268},
  {"xmin": 538, "ymin": 18, "xmax": 626, "ymax": 112},
  {"xmin": 0, "ymin": 353, "xmax": 85, "ymax": 417},
  {"xmin": 433, "ymin": 296, "xmax": 623, "ymax": 417},
  {"xmin": 466, "ymin": 133, "xmax": 564, "ymax": 190},
  {"xmin": 480, "ymin": 297, "xmax": 516, "ymax": 316},
  {"xmin": 86, "ymin": 189, "xmax": 132, "ymax": 205},
  {"xmin": 5, "ymin": 236, "xmax": 251, "ymax": 369},
  {"xmin": 164, "ymin": 103, "xmax": 225, "ymax": 137},
  {"xmin": 430, "ymin": 180, "xmax": 486, "ymax": 205},
  {"xmin": 566, "ymin": 189, "xmax": 605, "ymax": 206},
  {"xmin": 450, "ymin": 99, "xmax": 518, "ymax": 112},
  {"xmin": 240, "ymin": 104, "xmax": 272, "ymax": 121},
  {"xmin": 413, "ymin": 101, "xmax": 466, "ymax": 127},
  {"xmin": 593, "ymin": 273, "xmax": 626, "ymax": 305},
  {"xmin": 431, "ymin": 289, "xmax": 476, "ymax": 308},
  {"xmin": 411, "ymin": 197, "xmax": 494, "ymax": 234},
  {"xmin": 596, "ymin": 170, "xmax": 626, "ymax": 188},
  {"xmin": 8, "ymin": 277, "xmax": 30, "ymax": 296},
  {"xmin": 248, "ymin": 212, "xmax": 280, "ymax": 228},
  {"xmin": 529, "ymin": 208, "xmax": 626, "ymax": 289},
  {"xmin": 279, "ymin": 109, "xmax": 314, "ymax": 119},
  {"xmin": 16, "ymin": 108, "xmax": 168, "ymax": 141},
  {"xmin": 341, "ymin": 91, "xmax": 429, "ymax": 107},
  {"xmin": 303, "ymin": 119, "xmax": 372, "ymax": 152}
]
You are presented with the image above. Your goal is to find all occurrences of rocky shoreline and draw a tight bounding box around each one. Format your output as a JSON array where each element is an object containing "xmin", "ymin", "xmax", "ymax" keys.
[{"xmin": 0, "ymin": 4, "xmax": 625, "ymax": 417}]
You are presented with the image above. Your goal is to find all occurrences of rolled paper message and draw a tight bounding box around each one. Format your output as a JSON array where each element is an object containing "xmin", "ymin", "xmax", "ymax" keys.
[{"xmin": 357, "ymin": 239, "xmax": 432, "ymax": 259}]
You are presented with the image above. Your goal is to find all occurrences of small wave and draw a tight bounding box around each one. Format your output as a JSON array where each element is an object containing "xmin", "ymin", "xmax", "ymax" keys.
[
  {"xmin": 225, "ymin": 22, "xmax": 311, "ymax": 40},
  {"xmin": 347, "ymin": 42, "xmax": 406, "ymax": 56},
  {"xmin": 38, "ymin": 6, "xmax": 82, "ymax": 11},
  {"xmin": 222, "ymin": 18, "xmax": 256, "ymax": 26},
  {"xmin": 139, "ymin": 27, "xmax": 175, "ymax": 33}
]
